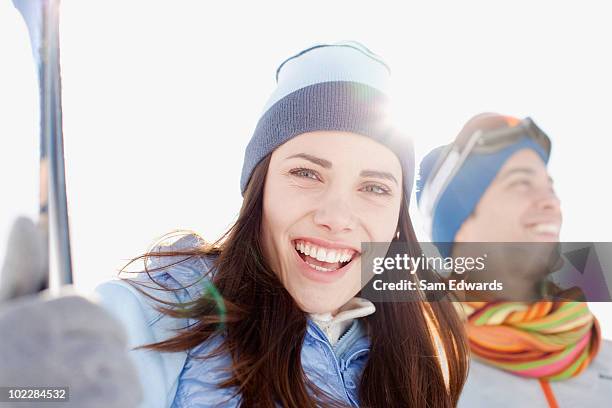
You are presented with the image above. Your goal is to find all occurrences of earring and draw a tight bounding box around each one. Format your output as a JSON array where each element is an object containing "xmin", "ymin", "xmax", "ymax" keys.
[{"xmin": 395, "ymin": 230, "xmax": 400, "ymax": 240}]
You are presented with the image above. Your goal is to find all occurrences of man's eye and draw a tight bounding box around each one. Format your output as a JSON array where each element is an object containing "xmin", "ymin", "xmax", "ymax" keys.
[
  {"xmin": 290, "ymin": 168, "xmax": 320, "ymax": 181},
  {"xmin": 362, "ymin": 184, "xmax": 390, "ymax": 195},
  {"xmin": 509, "ymin": 179, "xmax": 532, "ymax": 188}
]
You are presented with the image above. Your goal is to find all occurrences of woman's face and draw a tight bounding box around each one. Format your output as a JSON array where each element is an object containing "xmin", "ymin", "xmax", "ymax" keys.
[{"xmin": 261, "ymin": 131, "xmax": 403, "ymax": 314}]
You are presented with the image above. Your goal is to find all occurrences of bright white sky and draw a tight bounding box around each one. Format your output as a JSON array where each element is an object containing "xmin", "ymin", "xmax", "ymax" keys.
[{"xmin": 2, "ymin": 0, "xmax": 611, "ymax": 337}]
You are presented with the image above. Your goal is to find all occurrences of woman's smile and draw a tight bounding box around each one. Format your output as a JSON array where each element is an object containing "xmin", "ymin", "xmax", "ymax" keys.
[{"xmin": 291, "ymin": 237, "xmax": 360, "ymax": 283}]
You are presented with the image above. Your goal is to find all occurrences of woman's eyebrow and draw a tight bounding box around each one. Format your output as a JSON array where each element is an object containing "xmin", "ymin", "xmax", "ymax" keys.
[
  {"xmin": 286, "ymin": 153, "xmax": 332, "ymax": 168},
  {"xmin": 360, "ymin": 170, "xmax": 398, "ymax": 185},
  {"xmin": 285, "ymin": 153, "xmax": 398, "ymax": 185}
]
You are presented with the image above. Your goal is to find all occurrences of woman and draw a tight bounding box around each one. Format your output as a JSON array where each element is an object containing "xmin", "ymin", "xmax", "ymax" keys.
[{"xmin": 97, "ymin": 42, "xmax": 468, "ymax": 408}]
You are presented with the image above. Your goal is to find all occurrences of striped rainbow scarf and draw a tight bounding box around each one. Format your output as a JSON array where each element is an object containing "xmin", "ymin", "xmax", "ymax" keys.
[{"xmin": 462, "ymin": 301, "xmax": 601, "ymax": 381}]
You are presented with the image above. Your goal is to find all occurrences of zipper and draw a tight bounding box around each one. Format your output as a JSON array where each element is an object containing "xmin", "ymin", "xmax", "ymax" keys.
[
  {"xmin": 539, "ymin": 379, "xmax": 560, "ymax": 408},
  {"xmin": 333, "ymin": 320, "xmax": 359, "ymax": 352},
  {"xmin": 308, "ymin": 322, "xmax": 358, "ymax": 406},
  {"xmin": 344, "ymin": 348, "xmax": 369, "ymax": 367},
  {"xmin": 334, "ymin": 320, "xmax": 370, "ymax": 362}
]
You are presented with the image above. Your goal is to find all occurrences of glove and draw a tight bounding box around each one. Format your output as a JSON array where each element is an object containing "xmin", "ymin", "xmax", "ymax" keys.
[
  {"xmin": 0, "ymin": 216, "xmax": 47, "ymax": 302},
  {"xmin": 0, "ymin": 292, "xmax": 143, "ymax": 407}
]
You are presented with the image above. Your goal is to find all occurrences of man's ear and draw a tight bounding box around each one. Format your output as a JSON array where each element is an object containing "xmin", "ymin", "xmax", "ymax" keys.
[{"xmin": 454, "ymin": 212, "xmax": 477, "ymax": 243}]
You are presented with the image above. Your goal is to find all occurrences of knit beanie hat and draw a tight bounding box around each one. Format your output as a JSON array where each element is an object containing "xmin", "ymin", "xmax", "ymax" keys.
[
  {"xmin": 240, "ymin": 41, "xmax": 415, "ymax": 200},
  {"xmin": 417, "ymin": 113, "xmax": 550, "ymax": 255}
]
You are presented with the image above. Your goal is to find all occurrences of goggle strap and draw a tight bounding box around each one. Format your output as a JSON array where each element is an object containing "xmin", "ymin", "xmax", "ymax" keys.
[{"xmin": 421, "ymin": 129, "xmax": 482, "ymax": 235}]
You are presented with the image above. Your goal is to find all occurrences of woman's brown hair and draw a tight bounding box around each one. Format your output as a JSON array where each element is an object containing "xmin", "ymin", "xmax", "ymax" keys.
[{"xmin": 123, "ymin": 154, "xmax": 469, "ymax": 407}]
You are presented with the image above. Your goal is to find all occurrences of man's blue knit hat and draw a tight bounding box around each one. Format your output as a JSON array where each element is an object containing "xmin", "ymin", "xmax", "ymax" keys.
[
  {"xmin": 417, "ymin": 113, "xmax": 550, "ymax": 256},
  {"xmin": 240, "ymin": 42, "xmax": 415, "ymax": 200}
]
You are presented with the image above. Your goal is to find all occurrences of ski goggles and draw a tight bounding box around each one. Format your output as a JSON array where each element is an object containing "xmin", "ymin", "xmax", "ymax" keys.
[{"xmin": 419, "ymin": 116, "xmax": 551, "ymax": 237}]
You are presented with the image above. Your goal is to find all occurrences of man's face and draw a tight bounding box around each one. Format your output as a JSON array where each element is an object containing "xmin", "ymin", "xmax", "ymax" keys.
[{"xmin": 455, "ymin": 148, "xmax": 562, "ymax": 243}]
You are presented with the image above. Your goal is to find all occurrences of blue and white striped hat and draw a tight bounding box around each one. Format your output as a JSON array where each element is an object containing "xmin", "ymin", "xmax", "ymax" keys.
[{"xmin": 240, "ymin": 41, "xmax": 415, "ymax": 200}]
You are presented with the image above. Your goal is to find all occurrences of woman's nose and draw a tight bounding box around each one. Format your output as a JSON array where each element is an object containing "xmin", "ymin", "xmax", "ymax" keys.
[{"xmin": 313, "ymin": 193, "xmax": 356, "ymax": 234}]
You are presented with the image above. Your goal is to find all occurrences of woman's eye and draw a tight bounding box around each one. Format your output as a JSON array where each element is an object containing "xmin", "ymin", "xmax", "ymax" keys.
[
  {"xmin": 362, "ymin": 184, "xmax": 390, "ymax": 195},
  {"xmin": 289, "ymin": 168, "xmax": 320, "ymax": 181}
]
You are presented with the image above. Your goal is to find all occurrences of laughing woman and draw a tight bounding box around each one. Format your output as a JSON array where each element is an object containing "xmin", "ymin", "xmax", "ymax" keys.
[{"xmin": 96, "ymin": 42, "xmax": 468, "ymax": 408}]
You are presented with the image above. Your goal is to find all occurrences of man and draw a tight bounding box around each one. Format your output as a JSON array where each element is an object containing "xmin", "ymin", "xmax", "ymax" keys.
[{"xmin": 417, "ymin": 113, "xmax": 612, "ymax": 407}]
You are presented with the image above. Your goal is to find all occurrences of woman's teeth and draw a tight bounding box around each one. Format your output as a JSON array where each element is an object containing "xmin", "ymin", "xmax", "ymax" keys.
[
  {"xmin": 310, "ymin": 264, "xmax": 334, "ymax": 272},
  {"xmin": 294, "ymin": 240, "xmax": 356, "ymax": 268}
]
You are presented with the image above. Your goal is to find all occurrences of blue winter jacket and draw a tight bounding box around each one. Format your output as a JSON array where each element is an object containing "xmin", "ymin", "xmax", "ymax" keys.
[{"xmin": 95, "ymin": 235, "xmax": 371, "ymax": 407}]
